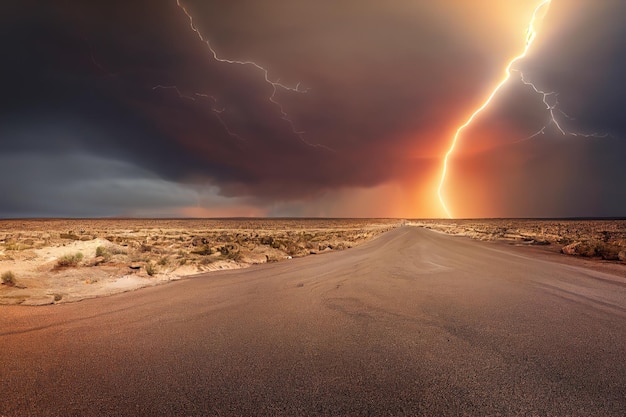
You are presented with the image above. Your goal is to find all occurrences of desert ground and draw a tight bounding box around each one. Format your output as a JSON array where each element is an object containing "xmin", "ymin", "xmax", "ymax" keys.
[
  {"xmin": 0, "ymin": 219, "xmax": 399, "ymax": 305},
  {"xmin": 2, "ymin": 226, "xmax": 625, "ymax": 416},
  {"xmin": 1, "ymin": 218, "xmax": 624, "ymax": 305}
]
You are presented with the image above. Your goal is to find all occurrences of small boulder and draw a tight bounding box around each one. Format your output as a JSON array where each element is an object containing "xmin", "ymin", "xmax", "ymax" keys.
[{"xmin": 561, "ymin": 242, "xmax": 581, "ymax": 256}]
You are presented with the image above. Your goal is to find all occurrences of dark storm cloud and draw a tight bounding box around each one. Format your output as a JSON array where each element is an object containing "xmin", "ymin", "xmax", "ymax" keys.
[
  {"xmin": 0, "ymin": 153, "xmax": 199, "ymax": 217},
  {"xmin": 1, "ymin": 0, "xmax": 625, "ymax": 217},
  {"xmin": 0, "ymin": 0, "xmax": 505, "ymax": 210}
]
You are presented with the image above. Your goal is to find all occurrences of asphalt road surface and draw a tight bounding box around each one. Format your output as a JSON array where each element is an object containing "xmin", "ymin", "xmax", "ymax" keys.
[{"xmin": 1, "ymin": 227, "xmax": 625, "ymax": 416}]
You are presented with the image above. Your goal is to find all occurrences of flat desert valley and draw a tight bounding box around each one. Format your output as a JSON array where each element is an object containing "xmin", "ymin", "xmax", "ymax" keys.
[{"xmin": 1, "ymin": 219, "xmax": 625, "ymax": 415}]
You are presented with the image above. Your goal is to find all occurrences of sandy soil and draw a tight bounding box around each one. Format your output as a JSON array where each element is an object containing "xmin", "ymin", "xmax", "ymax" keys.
[
  {"xmin": 411, "ymin": 219, "xmax": 626, "ymax": 259},
  {"xmin": 0, "ymin": 219, "xmax": 399, "ymax": 305},
  {"xmin": 2, "ymin": 218, "xmax": 624, "ymax": 305}
]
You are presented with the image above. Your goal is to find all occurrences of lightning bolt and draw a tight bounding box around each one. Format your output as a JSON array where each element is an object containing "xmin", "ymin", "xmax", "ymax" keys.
[
  {"xmin": 152, "ymin": 85, "xmax": 247, "ymax": 143},
  {"xmin": 437, "ymin": 0, "xmax": 552, "ymax": 219},
  {"xmin": 514, "ymin": 71, "xmax": 609, "ymax": 142},
  {"xmin": 172, "ymin": 0, "xmax": 334, "ymax": 152}
]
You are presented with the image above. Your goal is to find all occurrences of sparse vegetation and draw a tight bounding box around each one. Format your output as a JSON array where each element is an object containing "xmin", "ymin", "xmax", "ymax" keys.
[
  {"xmin": 60, "ymin": 233, "xmax": 80, "ymax": 240},
  {"xmin": 199, "ymin": 257, "xmax": 216, "ymax": 266},
  {"xmin": 191, "ymin": 245, "xmax": 213, "ymax": 256},
  {"xmin": 5, "ymin": 243, "xmax": 30, "ymax": 251},
  {"xmin": 414, "ymin": 219, "xmax": 626, "ymax": 264},
  {"xmin": 226, "ymin": 250, "xmax": 243, "ymax": 262},
  {"xmin": 1, "ymin": 271, "xmax": 16, "ymax": 286},
  {"xmin": 95, "ymin": 246, "xmax": 112, "ymax": 262},
  {"xmin": 95, "ymin": 246, "xmax": 107, "ymax": 257},
  {"xmin": 569, "ymin": 240, "xmax": 623, "ymax": 260},
  {"xmin": 56, "ymin": 252, "xmax": 84, "ymax": 268},
  {"xmin": 0, "ymin": 219, "xmax": 402, "ymax": 304},
  {"xmin": 145, "ymin": 262, "xmax": 157, "ymax": 276},
  {"xmin": 3, "ymin": 218, "xmax": 626, "ymax": 309},
  {"xmin": 109, "ymin": 246, "xmax": 127, "ymax": 255}
]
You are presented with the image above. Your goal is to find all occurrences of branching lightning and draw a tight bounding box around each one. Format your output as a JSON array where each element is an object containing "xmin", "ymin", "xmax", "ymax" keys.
[
  {"xmin": 171, "ymin": 0, "xmax": 334, "ymax": 152},
  {"xmin": 437, "ymin": 0, "xmax": 552, "ymax": 219},
  {"xmin": 152, "ymin": 85, "xmax": 247, "ymax": 143},
  {"xmin": 514, "ymin": 70, "xmax": 608, "ymax": 142}
]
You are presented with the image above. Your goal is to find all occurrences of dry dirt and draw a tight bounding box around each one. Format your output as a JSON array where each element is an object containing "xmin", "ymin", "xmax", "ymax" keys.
[
  {"xmin": 411, "ymin": 218, "xmax": 626, "ymax": 276},
  {"xmin": 0, "ymin": 219, "xmax": 399, "ymax": 305},
  {"xmin": 2, "ymin": 218, "xmax": 624, "ymax": 306}
]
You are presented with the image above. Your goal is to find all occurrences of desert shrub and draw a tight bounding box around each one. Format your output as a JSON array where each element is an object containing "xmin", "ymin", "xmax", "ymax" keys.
[
  {"xmin": 284, "ymin": 241, "xmax": 304, "ymax": 256},
  {"xmin": 94, "ymin": 246, "xmax": 112, "ymax": 263},
  {"xmin": 226, "ymin": 251, "xmax": 243, "ymax": 262},
  {"xmin": 57, "ymin": 252, "xmax": 84, "ymax": 267},
  {"xmin": 108, "ymin": 246, "xmax": 127, "ymax": 255},
  {"xmin": 594, "ymin": 242, "xmax": 622, "ymax": 260},
  {"xmin": 96, "ymin": 246, "xmax": 106, "ymax": 257},
  {"xmin": 5, "ymin": 243, "xmax": 19, "ymax": 251},
  {"xmin": 569, "ymin": 241, "xmax": 622, "ymax": 260},
  {"xmin": 145, "ymin": 262, "xmax": 157, "ymax": 276},
  {"xmin": 1, "ymin": 271, "xmax": 16, "ymax": 286},
  {"xmin": 191, "ymin": 245, "xmax": 213, "ymax": 256},
  {"xmin": 199, "ymin": 257, "xmax": 216, "ymax": 266},
  {"xmin": 5, "ymin": 243, "xmax": 31, "ymax": 251},
  {"xmin": 60, "ymin": 233, "xmax": 80, "ymax": 240},
  {"xmin": 158, "ymin": 256, "xmax": 169, "ymax": 266},
  {"xmin": 575, "ymin": 242, "xmax": 597, "ymax": 257}
]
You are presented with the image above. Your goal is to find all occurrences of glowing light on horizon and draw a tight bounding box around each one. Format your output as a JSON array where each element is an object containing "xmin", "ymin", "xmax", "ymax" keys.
[
  {"xmin": 172, "ymin": 0, "xmax": 334, "ymax": 151},
  {"xmin": 437, "ymin": 0, "xmax": 552, "ymax": 218}
]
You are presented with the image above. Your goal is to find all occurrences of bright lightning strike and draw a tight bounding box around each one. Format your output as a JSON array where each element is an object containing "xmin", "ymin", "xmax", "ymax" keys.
[
  {"xmin": 437, "ymin": 0, "xmax": 552, "ymax": 219},
  {"xmin": 173, "ymin": 0, "xmax": 334, "ymax": 152}
]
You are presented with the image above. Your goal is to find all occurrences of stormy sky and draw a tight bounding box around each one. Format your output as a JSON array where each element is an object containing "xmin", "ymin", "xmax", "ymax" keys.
[{"xmin": 1, "ymin": 0, "xmax": 625, "ymax": 218}]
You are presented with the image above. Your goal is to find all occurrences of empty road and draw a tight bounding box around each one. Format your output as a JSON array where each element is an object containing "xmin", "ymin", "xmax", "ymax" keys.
[{"xmin": 1, "ymin": 227, "xmax": 625, "ymax": 416}]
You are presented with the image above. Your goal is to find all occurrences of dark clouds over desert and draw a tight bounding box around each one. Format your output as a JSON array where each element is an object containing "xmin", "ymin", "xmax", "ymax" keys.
[{"xmin": 1, "ymin": 0, "xmax": 625, "ymax": 217}]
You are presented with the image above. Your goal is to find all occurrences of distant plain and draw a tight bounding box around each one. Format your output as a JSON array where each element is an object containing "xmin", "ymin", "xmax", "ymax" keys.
[{"xmin": 0, "ymin": 218, "xmax": 624, "ymax": 305}]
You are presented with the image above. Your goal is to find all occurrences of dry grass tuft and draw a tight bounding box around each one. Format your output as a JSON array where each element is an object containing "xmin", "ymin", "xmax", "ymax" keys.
[
  {"xmin": 56, "ymin": 252, "xmax": 84, "ymax": 268},
  {"xmin": 145, "ymin": 262, "xmax": 157, "ymax": 276},
  {"xmin": 1, "ymin": 271, "xmax": 16, "ymax": 286}
]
